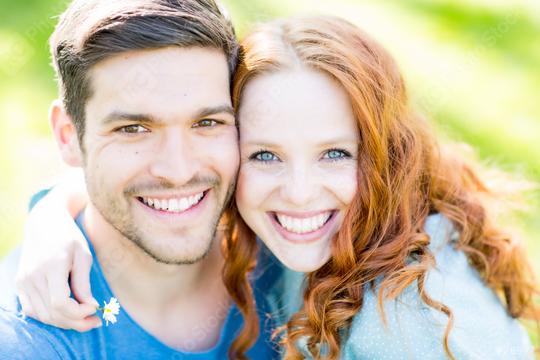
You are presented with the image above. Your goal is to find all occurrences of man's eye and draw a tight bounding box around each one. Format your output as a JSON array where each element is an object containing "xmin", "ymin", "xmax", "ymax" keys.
[
  {"xmin": 193, "ymin": 119, "xmax": 220, "ymax": 128},
  {"xmin": 117, "ymin": 125, "xmax": 149, "ymax": 134},
  {"xmin": 322, "ymin": 149, "xmax": 351, "ymax": 160},
  {"xmin": 250, "ymin": 151, "xmax": 279, "ymax": 163}
]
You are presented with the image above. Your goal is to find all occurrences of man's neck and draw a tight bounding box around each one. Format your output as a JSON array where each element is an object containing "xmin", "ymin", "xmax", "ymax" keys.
[{"xmin": 82, "ymin": 204, "xmax": 231, "ymax": 351}]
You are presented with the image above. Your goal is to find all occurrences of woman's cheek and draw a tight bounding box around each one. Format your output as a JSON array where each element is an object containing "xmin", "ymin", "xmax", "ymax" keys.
[
  {"xmin": 236, "ymin": 166, "xmax": 271, "ymax": 211},
  {"xmin": 325, "ymin": 165, "xmax": 358, "ymax": 205}
]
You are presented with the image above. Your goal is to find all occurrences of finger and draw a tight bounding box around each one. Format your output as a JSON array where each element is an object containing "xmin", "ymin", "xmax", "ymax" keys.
[
  {"xmin": 24, "ymin": 282, "xmax": 51, "ymax": 325},
  {"xmin": 70, "ymin": 247, "xmax": 97, "ymax": 307},
  {"xmin": 47, "ymin": 313, "xmax": 102, "ymax": 332},
  {"xmin": 69, "ymin": 320, "xmax": 102, "ymax": 333},
  {"xmin": 17, "ymin": 291, "xmax": 37, "ymax": 319},
  {"xmin": 74, "ymin": 315, "xmax": 102, "ymax": 332},
  {"xmin": 35, "ymin": 278, "xmax": 89, "ymax": 329},
  {"xmin": 46, "ymin": 262, "xmax": 70, "ymax": 310},
  {"xmin": 48, "ymin": 266, "xmax": 95, "ymax": 320}
]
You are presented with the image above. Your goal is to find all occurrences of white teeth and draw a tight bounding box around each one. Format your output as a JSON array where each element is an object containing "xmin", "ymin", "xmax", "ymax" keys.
[
  {"xmin": 293, "ymin": 218, "xmax": 301, "ymax": 233},
  {"xmin": 276, "ymin": 212, "xmax": 332, "ymax": 234},
  {"xmin": 301, "ymin": 218, "xmax": 311, "ymax": 232},
  {"xmin": 310, "ymin": 217, "xmax": 318, "ymax": 232},
  {"xmin": 179, "ymin": 198, "xmax": 189, "ymax": 211},
  {"xmin": 285, "ymin": 217, "xmax": 293, "ymax": 230},
  {"xmin": 169, "ymin": 199, "xmax": 179, "ymax": 211},
  {"xmin": 141, "ymin": 192, "xmax": 205, "ymax": 213}
]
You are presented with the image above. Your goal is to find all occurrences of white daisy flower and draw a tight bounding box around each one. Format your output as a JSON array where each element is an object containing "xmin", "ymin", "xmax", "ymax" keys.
[{"xmin": 98, "ymin": 297, "xmax": 120, "ymax": 326}]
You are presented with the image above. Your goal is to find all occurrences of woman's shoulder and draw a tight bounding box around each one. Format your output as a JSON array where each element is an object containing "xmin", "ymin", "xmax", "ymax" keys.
[{"xmin": 342, "ymin": 213, "xmax": 534, "ymax": 360}]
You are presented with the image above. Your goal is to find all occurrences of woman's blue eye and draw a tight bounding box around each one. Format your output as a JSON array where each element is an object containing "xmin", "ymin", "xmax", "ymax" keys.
[
  {"xmin": 251, "ymin": 151, "xmax": 279, "ymax": 162},
  {"xmin": 323, "ymin": 149, "xmax": 350, "ymax": 160}
]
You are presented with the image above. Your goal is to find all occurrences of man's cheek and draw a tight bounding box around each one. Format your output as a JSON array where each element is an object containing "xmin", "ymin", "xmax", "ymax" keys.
[
  {"xmin": 201, "ymin": 143, "xmax": 239, "ymax": 178},
  {"xmin": 98, "ymin": 145, "xmax": 148, "ymax": 169}
]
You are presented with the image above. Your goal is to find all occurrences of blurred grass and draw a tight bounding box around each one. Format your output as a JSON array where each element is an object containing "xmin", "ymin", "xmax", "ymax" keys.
[{"xmin": 0, "ymin": 0, "xmax": 539, "ymax": 349}]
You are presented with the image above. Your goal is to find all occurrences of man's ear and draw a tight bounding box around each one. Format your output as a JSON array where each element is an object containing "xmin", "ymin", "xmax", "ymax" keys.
[{"xmin": 49, "ymin": 99, "xmax": 84, "ymax": 167}]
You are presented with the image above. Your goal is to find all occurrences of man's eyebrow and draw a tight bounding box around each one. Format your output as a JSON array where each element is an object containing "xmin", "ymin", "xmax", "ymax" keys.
[
  {"xmin": 195, "ymin": 105, "xmax": 235, "ymax": 119},
  {"xmin": 102, "ymin": 112, "xmax": 162, "ymax": 126},
  {"xmin": 102, "ymin": 105, "xmax": 234, "ymax": 126}
]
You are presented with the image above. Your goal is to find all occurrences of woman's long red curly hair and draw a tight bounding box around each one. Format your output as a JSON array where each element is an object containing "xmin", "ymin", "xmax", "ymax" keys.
[{"xmin": 222, "ymin": 15, "xmax": 540, "ymax": 360}]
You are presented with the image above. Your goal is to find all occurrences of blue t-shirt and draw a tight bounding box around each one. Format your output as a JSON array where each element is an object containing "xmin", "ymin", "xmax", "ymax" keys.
[{"xmin": 0, "ymin": 213, "xmax": 281, "ymax": 360}]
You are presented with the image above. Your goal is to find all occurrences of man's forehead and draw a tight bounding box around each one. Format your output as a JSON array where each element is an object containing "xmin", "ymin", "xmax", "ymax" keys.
[
  {"xmin": 85, "ymin": 46, "xmax": 232, "ymax": 123},
  {"xmin": 92, "ymin": 46, "xmax": 227, "ymax": 72},
  {"xmin": 88, "ymin": 46, "xmax": 230, "ymax": 91}
]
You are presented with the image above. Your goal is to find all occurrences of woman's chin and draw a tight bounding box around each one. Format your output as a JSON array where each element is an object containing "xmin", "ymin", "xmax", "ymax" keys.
[{"xmin": 277, "ymin": 250, "xmax": 331, "ymax": 273}]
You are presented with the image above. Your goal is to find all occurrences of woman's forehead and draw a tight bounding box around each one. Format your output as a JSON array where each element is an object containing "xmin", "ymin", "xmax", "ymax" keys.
[{"xmin": 238, "ymin": 68, "xmax": 358, "ymax": 140}]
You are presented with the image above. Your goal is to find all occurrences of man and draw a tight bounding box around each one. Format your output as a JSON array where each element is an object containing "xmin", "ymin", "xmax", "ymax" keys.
[{"xmin": 0, "ymin": 0, "xmax": 279, "ymax": 358}]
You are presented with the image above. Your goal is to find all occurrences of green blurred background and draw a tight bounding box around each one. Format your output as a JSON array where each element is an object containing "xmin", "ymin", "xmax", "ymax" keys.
[{"xmin": 0, "ymin": 0, "xmax": 539, "ymax": 347}]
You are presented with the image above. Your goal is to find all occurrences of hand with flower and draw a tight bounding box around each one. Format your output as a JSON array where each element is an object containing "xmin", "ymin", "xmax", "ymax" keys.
[{"xmin": 97, "ymin": 297, "xmax": 120, "ymax": 326}]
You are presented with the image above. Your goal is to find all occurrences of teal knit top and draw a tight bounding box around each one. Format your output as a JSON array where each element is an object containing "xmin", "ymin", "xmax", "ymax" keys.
[{"xmin": 262, "ymin": 214, "xmax": 534, "ymax": 359}]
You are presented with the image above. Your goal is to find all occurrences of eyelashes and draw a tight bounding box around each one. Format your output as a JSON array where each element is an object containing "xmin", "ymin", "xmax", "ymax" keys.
[
  {"xmin": 114, "ymin": 124, "xmax": 150, "ymax": 135},
  {"xmin": 322, "ymin": 148, "xmax": 351, "ymax": 160},
  {"xmin": 192, "ymin": 119, "xmax": 224, "ymax": 128},
  {"xmin": 249, "ymin": 150, "xmax": 279, "ymax": 163},
  {"xmin": 248, "ymin": 148, "xmax": 352, "ymax": 164},
  {"xmin": 113, "ymin": 118, "xmax": 224, "ymax": 134}
]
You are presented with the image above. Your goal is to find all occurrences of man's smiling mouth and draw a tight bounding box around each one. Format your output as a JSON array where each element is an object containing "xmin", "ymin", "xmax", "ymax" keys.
[{"xmin": 137, "ymin": 191, "xmax": 207, "ymax": 213}]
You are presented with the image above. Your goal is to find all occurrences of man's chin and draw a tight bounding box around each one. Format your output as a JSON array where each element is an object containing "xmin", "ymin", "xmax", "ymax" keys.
[
  {"xmin": 133, "ymin": 238, "xmax": 214, "ymax": 265},
  {"xmin": 148, "ymin": 250, "xmax": 211, "ymax": 265}
]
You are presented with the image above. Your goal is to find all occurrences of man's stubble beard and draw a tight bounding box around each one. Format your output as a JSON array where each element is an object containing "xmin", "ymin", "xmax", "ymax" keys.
[{"xmin": 85, "ymin": 170, "xmax": 237, "ymax": 266}]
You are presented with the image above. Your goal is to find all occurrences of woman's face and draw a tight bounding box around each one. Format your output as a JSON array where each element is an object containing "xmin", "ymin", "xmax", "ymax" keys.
[{"xmin": 236, "ymin": 68, "xmax": 359, "ymax": 272}]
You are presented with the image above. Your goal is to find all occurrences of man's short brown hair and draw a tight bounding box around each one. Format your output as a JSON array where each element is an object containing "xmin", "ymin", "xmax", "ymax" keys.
[{"xmin": 50, "ymin": 0, "xmax": 239, "ymax": 143}]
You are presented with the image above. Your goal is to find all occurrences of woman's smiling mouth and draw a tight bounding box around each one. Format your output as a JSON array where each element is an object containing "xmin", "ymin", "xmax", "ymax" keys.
[{"xmin": 268, "ymin": 210, "xmax": 337, "ymax": 243}]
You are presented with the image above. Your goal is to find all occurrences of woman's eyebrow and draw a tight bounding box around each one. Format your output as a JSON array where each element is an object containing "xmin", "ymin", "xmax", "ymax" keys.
[
  {"xmin": 241, "ymin": 139, "xmax": 280, "ymax": 147},
  {"xmin": 242, "ymin": 138, "xmax": 357, "ymax": 147},
  {"xmin": 316, "ymin": 137, "xmax": 358, "ymax": 146}
]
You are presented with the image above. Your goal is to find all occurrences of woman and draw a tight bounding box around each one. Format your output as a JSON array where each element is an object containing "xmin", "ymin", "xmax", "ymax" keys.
[{"xmin": 17, "ymin": 16, "xmax": 537, "ymax": 359}]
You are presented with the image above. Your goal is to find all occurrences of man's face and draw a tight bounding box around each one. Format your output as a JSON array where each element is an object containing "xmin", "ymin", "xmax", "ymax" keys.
[{"xmin": 81, "ymin": 46, "xmax": 238, "ymax": 264}]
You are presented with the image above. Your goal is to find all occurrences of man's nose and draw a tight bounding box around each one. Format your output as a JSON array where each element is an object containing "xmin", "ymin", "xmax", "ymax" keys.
[{"xmin": 149, "ymin": 130, "xmax": 199, "ymax": 185}]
